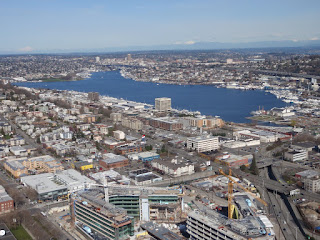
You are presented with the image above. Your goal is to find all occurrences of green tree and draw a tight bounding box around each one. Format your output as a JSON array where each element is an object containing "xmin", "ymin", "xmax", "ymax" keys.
[
  {"xmin": 249, "ymin": 155, "xmax": 259, "ymax": 175},
  {"xmin": 240, "ymin": 165, "xmax": 247, "ymax": 172}
]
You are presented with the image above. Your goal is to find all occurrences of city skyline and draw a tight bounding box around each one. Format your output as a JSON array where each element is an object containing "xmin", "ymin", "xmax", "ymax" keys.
[{"xmin": 1, "ymin": 0, "xmax": 320, "ymax": 53}]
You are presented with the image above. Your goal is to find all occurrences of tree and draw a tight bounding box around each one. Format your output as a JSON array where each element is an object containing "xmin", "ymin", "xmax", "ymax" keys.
[
  {"xmin": 249, "ymin": 155, "xmax": 259, "ymax": 175},
  {"xmin": 240, "ymin": 165, "xmax": 247, "ymax": 172}
]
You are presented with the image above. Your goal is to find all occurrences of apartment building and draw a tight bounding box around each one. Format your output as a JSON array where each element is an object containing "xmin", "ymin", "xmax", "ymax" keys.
[
  {"xmin": 4, "ymin": 155, "xmax": 64, "ymax": 178},
  {"xmin": 0, "ymin": 186, "xmax": 14, "ymax": 214}
]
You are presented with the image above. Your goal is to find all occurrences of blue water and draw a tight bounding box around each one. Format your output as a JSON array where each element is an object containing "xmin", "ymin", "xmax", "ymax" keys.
[{"xmin": 15, "ymin": 71, "xmax": 286, "ymax": 123}]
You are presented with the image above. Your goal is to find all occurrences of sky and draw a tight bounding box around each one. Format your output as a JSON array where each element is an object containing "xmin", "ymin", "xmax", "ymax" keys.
[{"xmin": 1, "ymin": 0, "xmax": 320, "ymax": 53}]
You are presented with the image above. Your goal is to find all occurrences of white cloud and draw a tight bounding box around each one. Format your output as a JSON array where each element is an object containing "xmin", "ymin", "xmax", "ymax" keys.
[
  {"xmin": 292, "ymin": 39, "xmax": 299, "ymax": 42},
  {"xmin": 185, "ymin": 40, "xmax": 195, "ymax": 45},
  {"xmin": 310, "ymin": 37, "xmax": 319, "ymax": 41},
  {"xmin": 19, "ymin": 46, "xmax": 33, "ymax": 52},
  {"xmin": 174, "ymin": 40, "xmax": 196, "ymax": 45}
]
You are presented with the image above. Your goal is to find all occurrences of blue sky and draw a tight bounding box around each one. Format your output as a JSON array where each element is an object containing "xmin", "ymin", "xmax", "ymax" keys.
[{"xmin": 1, "ymin": 0, "xmax": 320, "ymax": 52}]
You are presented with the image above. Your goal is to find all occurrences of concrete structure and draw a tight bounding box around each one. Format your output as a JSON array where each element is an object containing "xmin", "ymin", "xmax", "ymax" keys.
[
  {"xmin": 74, "ymin": 190, "xmax": 134, "ymax": 240},
  {"xmin": 187, "ymin": 135, "xmax": 219, "ymax": 152},
  {"xmin": 284, "ymin": 149, "xmax": 308, "ymax": 162},
  {"xmin": 155, "ymin": 97, "xmax": 171, "ymax": 111},
  {"xmin": 141, "ymin": 222, "xmax": 184, "ymax": 240},
  {"xmin": 0, "ymin": 186, "xmax": 14, "ymax": 214},
  {"xmin": 99, "ymin": 153, "xmax": 129, "ymax": 170},
  {"xmin": 20, "ymin": 169, "xmax": 94, "ymax": 201}
]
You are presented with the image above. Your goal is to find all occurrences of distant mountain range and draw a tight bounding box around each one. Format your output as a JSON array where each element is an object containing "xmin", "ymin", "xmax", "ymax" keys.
[{"xmin": 2, "ymin": 39, "xmax": 320, "ymax": 55}]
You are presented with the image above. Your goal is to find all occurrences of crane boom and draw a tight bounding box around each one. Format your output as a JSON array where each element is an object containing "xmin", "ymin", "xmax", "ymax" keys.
[{"xmin": 219, "ymin": 169, "xmax": 268, "ymax": 207}]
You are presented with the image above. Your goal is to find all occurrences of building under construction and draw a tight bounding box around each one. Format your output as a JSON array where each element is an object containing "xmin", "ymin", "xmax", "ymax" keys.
[
  {"xmin": 187, "ymin": 209, "xmax": 275, "ymax": 240},
  {"xmin": 108, "ymin": 185, "xmax": 184, "ymax": 223}
]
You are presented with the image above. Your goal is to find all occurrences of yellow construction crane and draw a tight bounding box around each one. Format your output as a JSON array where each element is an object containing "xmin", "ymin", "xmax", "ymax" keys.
[
  {"xmin": 219, "ymin": 169, "xmax": 268, "ymax": 207},
  {"xmin": 227, "ymin": 169, "xmax": 233, "ymax": 219}
]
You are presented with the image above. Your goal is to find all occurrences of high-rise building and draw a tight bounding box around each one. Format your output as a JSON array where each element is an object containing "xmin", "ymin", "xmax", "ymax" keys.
[
  {"xmin": 95, "ymin": 56, "xmax": 100, "ymax": 63},
  {"xmin": 155, "ymin": 97, "xmax": 171, "ymax": 111},
  {"xmin": 88, "ymin": 92, "xmax": 99, "ymax": 101},
  {"xmin": 127, "ymin": 54, "xmax": 132, "ymax": 61}
]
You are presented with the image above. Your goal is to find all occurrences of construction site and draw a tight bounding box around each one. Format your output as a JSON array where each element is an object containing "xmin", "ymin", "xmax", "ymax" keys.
[{"xmin": 186, "ymin": 169, "xmax": 275, "ymax": 240}]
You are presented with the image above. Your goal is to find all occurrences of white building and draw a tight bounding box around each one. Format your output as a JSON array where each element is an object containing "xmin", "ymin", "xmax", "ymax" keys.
[
  {"xmin": 155, "ymin": 97, "xmax": 171, "ymax": 111},
  {"xmin": 187, "ymin": 135, "xmax": 219, "ymax": 152},
  {"xmin": 304, "ymin": 178, "xmax": 320, "ymax": 193},
  {"xmin": 113, "ymin": 130, "xmax": 125, "ymax": 140},
  {"xmin": 151, "ymin": 158, "xmax": 194, "ymax": 177},
  {"xmin": 284, "ymin": 149, "xmax": 308, "ymax": 162}
]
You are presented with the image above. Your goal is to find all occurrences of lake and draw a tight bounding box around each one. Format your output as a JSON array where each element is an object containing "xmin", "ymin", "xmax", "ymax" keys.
[{"xmin": 15, "ymin": 71, "xmax": 287, "ymax": 123}]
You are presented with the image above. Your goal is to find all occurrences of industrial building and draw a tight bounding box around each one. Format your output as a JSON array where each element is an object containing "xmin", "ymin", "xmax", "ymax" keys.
[
  {"xmin": 99, "ymin": 153, "xmax": 129, "ymax": 170},
  {"xmin": 128, "ymin": 151, "xmax": 160, "ymax": 162},
  {"xmin": 129, "ymin": 169, "xmax": 162, "ymax": 185},
  {"xmin": 73, "ymin": 189, "xmax": 134, "ymax": 240},
  {"xmin": 155, "ymin": 97, "xmax": 171, "ymax": 111},
  {"xmin": 20, "ymin": 169, "xmax": 95, "ymax": 201},
  {"xmin": 187, "ymin": 135, "xmax": 219, "ymax": 152},
  {"xmin": 215, "ymin": 153, "xmax": 253, "ymax": 168}
]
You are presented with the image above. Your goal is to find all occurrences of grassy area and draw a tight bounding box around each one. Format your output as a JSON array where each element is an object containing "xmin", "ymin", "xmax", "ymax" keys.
[{"xmin": 11, "ymin": 226, "xmax": 33, "ymax": 240}]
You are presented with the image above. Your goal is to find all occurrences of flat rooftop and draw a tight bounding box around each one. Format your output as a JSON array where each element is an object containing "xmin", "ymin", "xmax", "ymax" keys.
[{"xmin": 141, "ymin": 222, "xmax": 183, "ymax": 240}]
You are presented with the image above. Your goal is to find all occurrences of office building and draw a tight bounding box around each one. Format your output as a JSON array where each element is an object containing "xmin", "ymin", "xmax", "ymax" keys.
[
  {"xmin": 95, "ymin": 56, "xmax": 100, "ymax": 63},
  {"xmin": 284, "ymin": 149, "xmax": 308, "ymax": 162},
  {"xmin": 108, "ymin": 186, "xmax": 182, "ymax": 222},
  {"xmin": 155, "ymin": 98, "xmax": 171, "ymax": 111},
  {"xmin": 187, "ymin": 136, "xmax": 219, "ymax": 152},
  {"xmin": 304, "ymin": 178, "xmax": 320, "ymax": 193},
  {"xmin": 73, "ymin": 189, "xmax": 134, "ymax": 240},
  {"xmin": 127, "ymin": 54, "xmax": 132, "ymax": 61}
]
